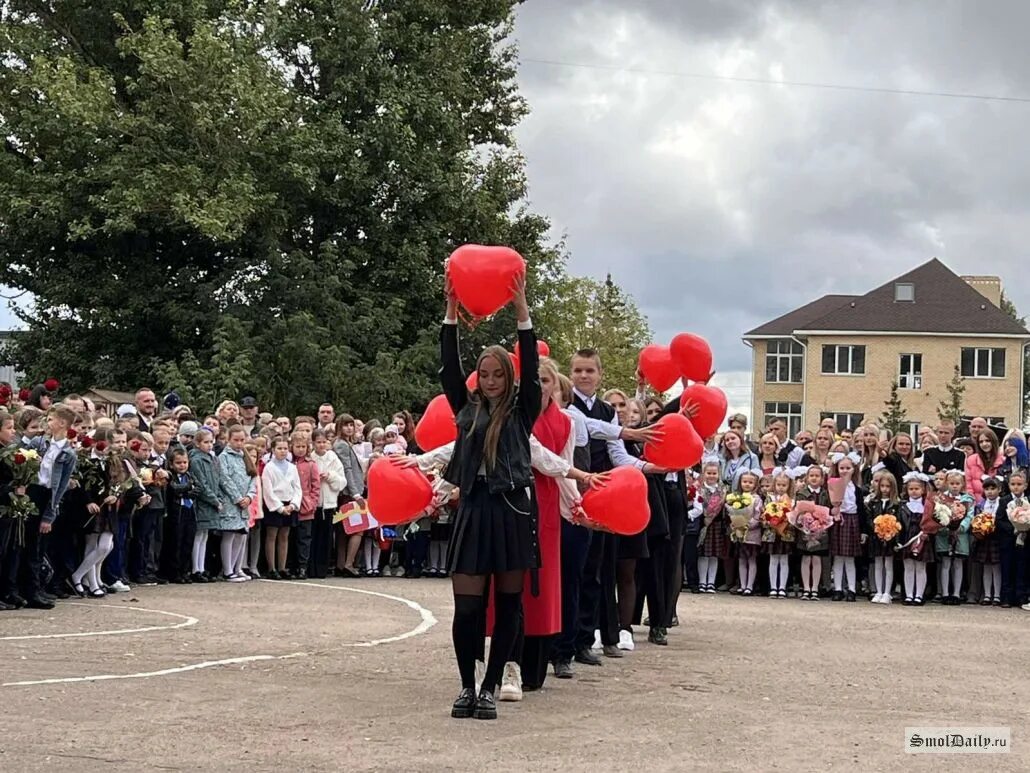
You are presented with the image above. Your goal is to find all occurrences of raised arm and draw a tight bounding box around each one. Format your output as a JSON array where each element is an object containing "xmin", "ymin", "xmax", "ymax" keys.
[
  {"xmin": 513, "ymin": 274, "xmax": 542, "ymax": 429},
  {"xmin": 440, "ymin": 272, "xmax": 468, "ymax": 413}
]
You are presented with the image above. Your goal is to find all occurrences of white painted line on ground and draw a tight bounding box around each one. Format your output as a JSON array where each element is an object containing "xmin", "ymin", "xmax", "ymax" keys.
[
  {"xmin": 0, "ymin": 603, "xmax": 198, "ymax": 641},
  {"xmin": 2, "ymin": 580, "xmax": 437, "ymax": 687}
]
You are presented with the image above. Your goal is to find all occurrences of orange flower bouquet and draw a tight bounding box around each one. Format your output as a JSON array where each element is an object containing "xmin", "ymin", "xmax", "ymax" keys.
[
  {"xmin": 873, "ymin": 514, "xmax": 902, "ymax": 542},
  {"xmin": 971, "ymin": 513, "xmax": 995, "ymax": 540}
]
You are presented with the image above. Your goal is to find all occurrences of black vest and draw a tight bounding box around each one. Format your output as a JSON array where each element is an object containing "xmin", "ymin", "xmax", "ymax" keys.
[{"xmin": 573, "ymin": 393, "xmax": 614, "ymax": 474}]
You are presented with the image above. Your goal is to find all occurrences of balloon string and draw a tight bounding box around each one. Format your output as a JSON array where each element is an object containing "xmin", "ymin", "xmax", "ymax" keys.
[{"xmin": 457, "ymin": 307, "xmax": 484, "ymax": 330}]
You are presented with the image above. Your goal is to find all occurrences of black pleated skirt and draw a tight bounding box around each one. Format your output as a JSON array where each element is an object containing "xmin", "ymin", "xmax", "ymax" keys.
[{"xmin": 447, "ymin": 480, "xmax": 537, "ymax": 575}]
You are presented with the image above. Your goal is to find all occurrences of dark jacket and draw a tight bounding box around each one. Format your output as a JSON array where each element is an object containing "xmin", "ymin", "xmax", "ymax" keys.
[
  {"xmin": 166, "ymin": 470, "xmax": 201, "ymax": 522},
  {"xmin": 439, "ymin": 321, "xmax": 542, "ymax": 495},
  {"xmin": 920, "ymin": 446, "xmax": 966, "ymax": 475}
]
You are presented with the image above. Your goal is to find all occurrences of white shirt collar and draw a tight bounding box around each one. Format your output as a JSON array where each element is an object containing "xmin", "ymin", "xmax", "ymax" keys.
[
  {"xmin": 938, "ymin": 444, "xmax": 954, "ymax": 452},
  {"xmin": 573, "ymin": 388, "xmax": 596, "ymax": 409}
]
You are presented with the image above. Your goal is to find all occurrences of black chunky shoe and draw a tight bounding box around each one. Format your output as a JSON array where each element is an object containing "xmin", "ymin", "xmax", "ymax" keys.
[
  {"xmin": 648, "ymin": 627, "xmax": 668, "ymax": 646},
  {"xmin": 451, "ymin": 688, "xmax": 477, "ymax": 719},
  {"xmin": 552, "ymin": 660, "xmax": 574, "ymax": 679},
  {"xmin": 473, "ymin": 689, "xmax": 497, "ymax": 720}
]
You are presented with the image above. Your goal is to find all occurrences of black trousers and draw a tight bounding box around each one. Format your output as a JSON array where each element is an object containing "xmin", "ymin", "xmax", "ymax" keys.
[
  {"xmin": 405, "ymin": 530, "xmax": 430, "ymax": 574},
  {"xmin": 577, "ymin": 531, "xmax": 618, "ymax": 650},
  {"xmin": 634, "ymin": 536, "xmax": 668, "ymax": 628},
  {"xmin": 999, "ymin": 539, "xmax": 1027, "ymax": 606},
  {"xmin": 662, "ymin": 483, "xmax": 687, "ymax": 627},
  {"xmin": 682, "ymin": 526, "xmax": 700, "ymax": 590},
  {"xmin": 46, "ymin": 512, "xmax": 79, "ymax": 590},
  {"xmin": 0, "ymin": 517, "xmax": 14, "ymax": 597},
  {"xmin": 18, "ymin": 485, "xmax": 51, "ymax": 599},
  {"xmin": 129, "ymin": 508, "xmax": 159, "ymax": 581},
  {"xmin": 294, "ymin": 520, "xmax": 313, "ymax": 569},
  {"xmin": 552, "ymin": 520, "xmax": 590, "ymax": 662},
  {"xmin": 159, "ymin": 507, "xmax": 195, "ymax": 580},
  {"xmin": 309, "ymin": 508, "xmax": 334, "ymax": 578}
]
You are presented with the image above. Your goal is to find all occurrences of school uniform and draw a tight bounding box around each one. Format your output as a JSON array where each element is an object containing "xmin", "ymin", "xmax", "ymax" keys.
[
  {"xmin": 971, "ymin": 498, "xmax": 1001, "ymax": 566},
  {"xmin": 20, "ymin": 436, "xmax": 76, "ymax": 603},
  {"xmin": 795, "ymin": 485, "xmax": 831, "ymax": 556},
  {"xmin": 920, "ymin": 446, "xmax": 966, "ymax": 475},
  {"xmin": 261, "ymin": 460, "xmax": 303, "ymax": 527},
  {"xmin": 311, "ymin": 450, "xmax": 346, "ymax": 578},
  {"xmin": 865, "ymin": 499, "xmax": 901, "ymax": 556},
  {"xmin": 898, "ymin": 500, "xmax": 935, "ymax": 563},
  {"xmin": 697, "ymin": 485, "xmax": 729, "ymax": 559},
  {"xmin": 292, "ymin": 455, "xmax": 322, "ymax": 575},
  {"xmin": 627, "ymin": 438, "xmax": 671, "ymax": 631},
  {"xmin": 734, "ymin": 494, "xmax": 764, "ymax": 559},
  {"xmin": 829, "ymin": 484, "xmax": 867, "ymax": 558},
  {"xmin": 996, "ymin": 493, "xmax": 1028, "ymax": 606},
  {"xmin": 161, "ymin": 471, "xmax": 200, "ymax": 581}
]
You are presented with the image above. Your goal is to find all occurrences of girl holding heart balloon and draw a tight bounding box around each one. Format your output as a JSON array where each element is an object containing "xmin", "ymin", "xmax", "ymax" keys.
[{"xmin": 439, "ymin": 265, "xmax": 541, "ymax": 721}]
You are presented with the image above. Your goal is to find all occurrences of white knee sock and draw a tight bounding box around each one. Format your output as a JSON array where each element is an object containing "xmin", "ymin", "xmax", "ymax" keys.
[
  {"xmin": 768, "ymin": 556, "xmax": 778, "ymax": 590},
  {"xmin": 248, "ymin": 529, "xmax": 261, "ymax": 570},
  {"xmin": 777, "ymin": 555, "xmax": 789, "ymax": 590},
  {"xmin": 951, "ymin": 559, "xmax": 964, "ymax": 598},
  {"xmin": 746, "ymin": 557, "xmax": 757, "ymax": 590},
  {"xmin": 220, "ymin": 535, "xmax": 235, "ymax": 577},
  {"xmin": 232, "ymin": 533, "xmax": 247, "ymax": 574},
  {"xmin": 904, "ymin": 559, "xmax": 916, "ymax": 598},
  {"xmin": 697, "ymin": 557, "xmax": 708, "ymax": 584},
  {"xmin": 915, "ymin": 563, "xmax": 927, "ymax": 599},
  {"xmin": 92, "ymin": 532, "xmax": 114, "ymax": 588},
  {"xmin": 844, "ymin": 557, "xmax": 856, "ymax": 592},
  {"xmin": 833, "ymin": 556, "xmax": 845, "ymax": 591},
  {"xmin": 800, "ymin": 556, "xmax": 812, "ymax": 590},
  {"xmin": 939, "ymin": 556, "xmax": 952, "ymax": 596},
  {"xmin": 738, "ymin": 557, "xmax": 748, "ymax": 589},
  {"xmin": 73, "ymin": 534, "xmax": 101, "ymax": 585},
  {"xmin": 706, "ymin": 557, "xmax": 718, "ymax": 586},
  {"xmin": 193, "ymin": 530, "xmax": 208, "ymax": 574},
  {"xmin": 882, "ymin": 558, "xmax": 894, "ymax": 597},
  {"xmin": 811, "ymin": 556, "xmax": 822, "ymax": 590},
  {"xmin": 991, "ymin": 564, "xmax": 1001, "ymax": 600}
]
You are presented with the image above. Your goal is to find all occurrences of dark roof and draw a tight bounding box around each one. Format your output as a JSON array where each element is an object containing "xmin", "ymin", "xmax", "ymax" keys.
[
  {"xmin": 746, "ymin": 258, "xmax": 1030, "ymax": 338},
  {"xmin": 745, "ymin": 294, "xmax": 856, "ymax": 336}
]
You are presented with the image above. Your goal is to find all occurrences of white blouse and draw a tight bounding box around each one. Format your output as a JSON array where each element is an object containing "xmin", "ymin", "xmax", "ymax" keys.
[{"xmin": 261, "ymin": 461, "xmax": 303, "ymax": 513}]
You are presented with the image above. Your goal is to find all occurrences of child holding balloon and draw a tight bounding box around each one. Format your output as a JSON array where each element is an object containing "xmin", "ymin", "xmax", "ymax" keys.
[{"xmin": 439, "ymin": 265, "xmax": 540, "ymax": 721}]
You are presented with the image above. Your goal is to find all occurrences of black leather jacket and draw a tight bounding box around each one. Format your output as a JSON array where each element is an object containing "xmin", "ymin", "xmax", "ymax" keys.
[{"xmin": 439, "ymin": 322, "xmax": 542, "ymax": 495}]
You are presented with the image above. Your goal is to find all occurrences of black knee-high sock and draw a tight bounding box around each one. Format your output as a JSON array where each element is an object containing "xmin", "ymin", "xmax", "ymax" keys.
[
  {"xmin": 482, "ymin": 591, "xmax": 521, "ymax": 694},
  {"xmin": 453, "ymin": 594, "xmax": 484, "ymax": 689}
]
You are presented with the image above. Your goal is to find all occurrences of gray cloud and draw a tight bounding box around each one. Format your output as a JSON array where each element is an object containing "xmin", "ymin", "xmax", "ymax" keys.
[{"xmin": 514, "ymin": 0, "xmax": 1030, "ymax": 373}]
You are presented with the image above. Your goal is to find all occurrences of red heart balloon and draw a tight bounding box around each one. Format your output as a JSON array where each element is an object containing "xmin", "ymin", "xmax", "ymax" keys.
[
  {"xmin": 446, "ymin": 244, "xmax": 526, "ymax": 318},
  {"xmin": 582, "ymin": 467, "xmax": 650, "ymax": 536},
  {"xmin": 414, "ymin": 395, "xmax": 457, "ymax": 452},
  {"xmin": 643, "ymin": 413, "xmax": 704, "ymax": 470},
  {"xmin": 679, "ymin": 384, "xmax": 728, "ymax": 438},
  {"xmin": 514, "ymin": 339, "xmax": 550, "ymax": 360},
  {"xmin": 670, "ymin": 333, "xmax": 713, "ymax": 383},
  {"xmin": 367, "ymin": 458, "xmax": 434, "ymax": 526},
  {"xmin": 466, "ymin": 371, "xmax": 478, "ymax": 392},
  {"xmin": 638, "ymin": 344, "xmax": 680, "ymax": 392}
]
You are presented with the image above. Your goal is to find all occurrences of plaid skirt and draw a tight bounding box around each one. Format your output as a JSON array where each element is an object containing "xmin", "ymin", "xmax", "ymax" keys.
[
  {"xmin": 737, "ymin": 542, "xmax": 760, "ymax": 559},
  {"xmin": 867, "ymin": 534, "xmax": 898, "ymax": 557},
  {"xmin": 763, "ymin": 536, "xmax": 793, "ymax": 555},
  {"xmin": 830, "ymin": 512, "xmax": 862, "ymax": 557},
  {"xmin": 972, "ymin": 534, "xmax": 1000, "ymax": 564},
  {"xmin": 700, "ymin": 520, "xmax": 729, "ymax": 559}
]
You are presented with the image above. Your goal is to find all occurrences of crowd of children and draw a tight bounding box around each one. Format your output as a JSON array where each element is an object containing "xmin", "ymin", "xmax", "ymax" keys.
[{"xmin": 2, "ymin": 386, "xmax": 1028, "ymax": 684}]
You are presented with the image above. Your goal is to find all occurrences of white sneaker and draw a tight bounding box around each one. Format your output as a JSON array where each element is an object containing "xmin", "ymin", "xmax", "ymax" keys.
[
  {"xmin": 617, "ymin": 629, "xmax": 635, "ymax": 652},
  {"xmin": 871, "ymin": 593, "xmax": 883, "ymax": 604},
  {"xmin": 228, "ymin": 574, "xmax": 248, "ymax": 583},
  {"xmin": 883, "ymin": 595, "xmax": 892, "ymax": 605},
  {"xmin": 591, "ymin": 629, "xmax": 602, "ymax": 651},
  {"xmin": 1021, "ymin": 603, "xmax": 1030, "ymax": 612},
  {"xmin": 474, "ymin": 659, "xmax": 486, "ymax": 694},
  {"xmin": 499, "ymin": 662, "xmax": 523, "ymax": 702},
  {"xmin": 109, "ymin": 580, "xmax": 131, "ymax": 593}
]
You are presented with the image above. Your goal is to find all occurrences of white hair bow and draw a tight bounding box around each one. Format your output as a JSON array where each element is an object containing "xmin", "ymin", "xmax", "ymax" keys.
[
  {"xmin": 787, "ymin": 466, "xmax": 809, "ymax": 480},
  {"xmin": 902, "ymin": 471, "xmax": 930, "ymax": 484},
  {"xmin": 830, "ymin": 451, "xmax": 861, "ymax": 465},
  {"xmin": 982, "ymin": 474, "xmax": 996, "ymax": 482},
  {"xmin": 870, "ymin": 462, "xmax": 886, "ymax": 474}
]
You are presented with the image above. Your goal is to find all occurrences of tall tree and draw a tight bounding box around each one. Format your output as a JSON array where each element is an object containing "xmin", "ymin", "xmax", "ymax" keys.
[
  {"xmin": 879, "ymin": 379, "xmax": 909, "ymax": 435},
  {"xmin": 937, "ymin": 365, "xmax": 966, "ymax": 424},
  {"xmin": 1, "ymin": 0, "xmax": 593, "ymax": 419}
]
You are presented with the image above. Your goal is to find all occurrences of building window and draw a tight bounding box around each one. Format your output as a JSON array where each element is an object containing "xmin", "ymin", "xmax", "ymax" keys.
[
  {"xmin": 905, "ymin": 422, "xmax": 920, "ymax": 439},
  {"xmin": 898, "ymin": 353, "xmax": 922, "ymax": 389},
  {"xmin": 894, "ymin": 282, "xmax": 915, "ymax": 302},
  {"xmin": 764, "ymin": 402, "xmax": 802, "ymax": 438},
  {"xmin": 764, "ymin": 339, "xmax": 803, "ymax": 383},
  {"xmin": 819, "ymin": 412, "xmax": 866, "ymax": 431},
  {"xmin": 821, "ymin": 345, "xmax": 866, "ymax": 375},
  {"xmin": 961, "ymin": 347, "xmax": 1005, "ymax": 378}
]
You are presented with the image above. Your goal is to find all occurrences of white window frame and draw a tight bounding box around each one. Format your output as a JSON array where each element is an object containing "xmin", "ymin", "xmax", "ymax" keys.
[
  {"xmin": 898, "ymin": 353, "xmax": 922, "ymax": 390},
  {"xmin": 764, "ymin": 402, "xmax": 803, "ymax": 438},
  {"xmin": 961, "ymin": 347, "xmax": 1006, "ymax": 379},
  {"xmin": 821, "ymin": 344, "xmax": 866, "ymax": 376},
  {"xmin": 765, "ymin": 339, "xmax": 804, "ymax": 384},
  {"xmin": 905, "ymin": 422, "xmax": 920, "ymax": 439},
  {"xmin": 894, "ymin": 282, "xmax": 915, "ymax": 302}
]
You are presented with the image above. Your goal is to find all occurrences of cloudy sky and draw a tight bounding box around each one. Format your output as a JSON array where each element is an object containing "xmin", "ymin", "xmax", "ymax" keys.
[
  {"xmin": 5, "ymin": 1, "xmax": 1030, "ymax": 418},
  {"xmin": 512, "ymin": 0, "xmax": 1030, "ymax": 416}
]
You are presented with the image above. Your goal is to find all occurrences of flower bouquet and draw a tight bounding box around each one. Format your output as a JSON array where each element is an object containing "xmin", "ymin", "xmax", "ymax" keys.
[
  {"xmin": 971, "ymin": 513, "xmax": 995, "ymax": 540},
  {"xmin": 761, "ymin": 499, "xmax": 793, "ymax": 540},
  {"xmin": 873, "ymin": 514, "xmax": 902, "ymax": 542},
  {"xmin": 0, "ymin": 447, "xmax": 42, "ymax": 545},
  {"xmin": 787, "ymin": 499, "xmax": 832, "ymax": 551},
  {"xmin": 1008, "ymin": 502, "xmax": 1030, "ymax": 546},
  {"xmin": 726, "ymin": 492, "xmax": 754, "ymax": 543},
  {"xmin": 827, "ymin": 476, "xmax": 849, "ymax": 509}
]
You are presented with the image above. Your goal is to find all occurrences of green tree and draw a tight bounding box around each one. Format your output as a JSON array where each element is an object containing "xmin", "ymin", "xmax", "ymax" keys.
[
  {"xmin": 937, "ymin": 365, "xmax": 966, "ymax": 424},
  {"xmin": 1000, "ymin": 292, "xmax": 1030, "ymax": 424},
  {"xmin": 879, "ymin": 379, "xmax": 909, "ymax": 434},
  {"xmin": 0, "ymin": 0, "xmax": 577, "ymax": 419}
]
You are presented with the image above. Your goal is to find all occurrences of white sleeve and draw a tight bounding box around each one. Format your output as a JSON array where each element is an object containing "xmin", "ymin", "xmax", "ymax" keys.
[
  {"xmin": 556, "ymin": 429, "xmax": 581, "ymax": 522},
  {"xmin": 289, "ymin": 467, "xmax": 303, "ymax": 509},
  {"xmin": 531, "ymin": 435, "xmax": 571, "ymax": 478},
  {"xmin": 688, "ymin": 490, "xmax": 703, "ymax": 520},
  {"xmin": 582, "ymin": 414, "xmax": 623, "ymax": 441},
  {"xmin": 261, "ymin": 466, "xmax": 280, "ymax": 513},
  {"xmin": 414, "ymin": 442, "xmax": 456, "ymax": 472},
  {"xmin": 604, "ymin": 413, "xmax": 645, "ymax": 470}
]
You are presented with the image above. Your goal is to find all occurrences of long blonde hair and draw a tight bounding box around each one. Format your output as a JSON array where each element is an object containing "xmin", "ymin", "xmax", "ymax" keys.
[{"xmin": 473, "ymin": 345, "xmax": 517, "ymax": 472}]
